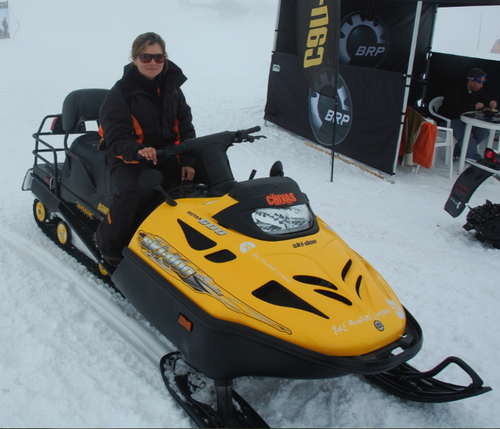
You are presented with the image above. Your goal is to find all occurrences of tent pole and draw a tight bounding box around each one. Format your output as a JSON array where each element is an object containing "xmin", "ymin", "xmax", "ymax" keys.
[
  {"xmin": 330, "ymin": 97, "xmax": 338, "ymax": 182},
  {"xmin": 272, "ymin": 0, "xmax": 282, "ymax": 52},
  {"xmin": 392, "ymin": 0, "xmax": 423, "ymax": 176}
]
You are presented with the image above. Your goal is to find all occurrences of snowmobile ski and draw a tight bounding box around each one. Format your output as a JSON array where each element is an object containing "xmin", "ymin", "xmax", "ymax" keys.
[
  {"xmin": 365, "ymin": 356, "xmax": 492, "ymax": 403},
  {"xmin": 160, "ymin": 352, "xmax": 269, "ymax": 428},
  {"xmin": 445, "ymin": 150, "xmax": 500, "ymax": 218},
  {"xmin": 445, "ymin": 162, "xmax": 496, "ymax": 218}
]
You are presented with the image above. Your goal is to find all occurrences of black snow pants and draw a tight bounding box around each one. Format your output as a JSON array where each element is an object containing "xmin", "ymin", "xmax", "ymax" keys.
[{"xmin": 95, "ymin": 157, "xmax": 185, "ymax": 259}]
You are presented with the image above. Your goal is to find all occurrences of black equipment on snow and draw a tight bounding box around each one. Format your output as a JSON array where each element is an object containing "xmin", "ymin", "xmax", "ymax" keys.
[{"xmin": 445, "ymin": 148, "xmax": 500, "ymax": 248}]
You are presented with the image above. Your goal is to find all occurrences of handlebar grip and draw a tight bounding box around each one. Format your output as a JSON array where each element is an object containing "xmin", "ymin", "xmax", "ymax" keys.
[{"xmin": 244, "ymin": 126, "xmax": 261, "ymax": 134}]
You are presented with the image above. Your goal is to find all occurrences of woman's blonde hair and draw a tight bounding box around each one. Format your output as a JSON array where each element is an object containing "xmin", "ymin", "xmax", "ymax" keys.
[{"xmin": 131, "ymin": 32, "xmax": 169, "ymax": 74}]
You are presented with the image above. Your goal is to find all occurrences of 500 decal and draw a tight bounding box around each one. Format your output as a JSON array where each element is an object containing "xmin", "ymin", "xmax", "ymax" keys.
[{"xmin": 188, "ymin": 211, "xmax": 227, "ymax": 235}]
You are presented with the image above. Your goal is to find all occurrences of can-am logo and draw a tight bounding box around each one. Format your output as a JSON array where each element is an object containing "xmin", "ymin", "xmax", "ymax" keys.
[
  {"xmin": 303, "ymin": 2, "xmax": 329, "ymax": 69},
  {"xmin": 339, "ymin": 12, "xmax": 389, "ymax": 68},
  {"xmin": 308, "ymin": 72, "xmax": 352, "ymax": 146}
]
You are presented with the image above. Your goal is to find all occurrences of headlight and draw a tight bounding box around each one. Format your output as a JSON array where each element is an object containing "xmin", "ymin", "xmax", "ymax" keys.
[{"xmin": 251, "ymin": 204, "xmax": 314, "ymax": 235}]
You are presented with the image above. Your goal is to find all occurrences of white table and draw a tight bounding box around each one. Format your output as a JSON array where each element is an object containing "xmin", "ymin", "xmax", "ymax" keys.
[{"xmin": 459, "ymin": 112, "xmax": 500, "ymax": 173}]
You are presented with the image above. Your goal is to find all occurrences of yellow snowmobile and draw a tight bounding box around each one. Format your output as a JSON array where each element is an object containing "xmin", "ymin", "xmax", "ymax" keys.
[{"xmin": 23, "ymin": 89, "xmax": 491, "ymax": 428}]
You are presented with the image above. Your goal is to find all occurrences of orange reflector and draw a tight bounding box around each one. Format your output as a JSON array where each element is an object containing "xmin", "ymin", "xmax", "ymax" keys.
[{"xmin": 178, "ymin": 314, "xmax": 193, "ymax": 332}]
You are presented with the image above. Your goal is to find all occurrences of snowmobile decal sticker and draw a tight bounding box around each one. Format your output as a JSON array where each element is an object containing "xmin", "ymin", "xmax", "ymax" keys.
[
  {"xmin": 332, "ymin": 306, "xmax": 400, "ymax": 336},
  {"xmin": 76, "ymin": 202, "xmax": 93, "ymax": 219},
  {"xmin": 292, "ymin": 239, "xmax": 317, "ymax": 248},
  {"xmin": 239, "ymin": 242, "xmax": 256, "ymax": 253},
  {"xmin": 374, "ymin": 320, "xmax": 385, "ymax": 331},
  {"xmin": 187, "ymin": 211, "xmax": 227, "ymax": 235},
  {"xmin": 97, "ymin": 203, "xmax": 110, "ymax": 215},
  {"xmin": 250, "ymin": 252, "xmax": 291, "ymax": 284},
  {"xmin": 266, "ymin": 193, "xmax": 297, "ymax": 206},
  {"xmin": 138, "ymin": 231, "xmax": 292, "ymax": 335},
  {"xmin": 387, "ymin": 299, "xmax": 405, "ymax": 319}
]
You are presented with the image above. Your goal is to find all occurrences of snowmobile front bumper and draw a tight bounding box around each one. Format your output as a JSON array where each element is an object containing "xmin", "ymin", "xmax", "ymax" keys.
[{"xmin": 365, "ymin": 355, "xmax": 491, "ymax": 403}]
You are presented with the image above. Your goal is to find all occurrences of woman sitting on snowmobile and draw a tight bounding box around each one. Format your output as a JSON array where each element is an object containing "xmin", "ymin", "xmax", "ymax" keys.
[{"xmin": 96, "ymin": 32, "xmax": 200, "ymax": 264}]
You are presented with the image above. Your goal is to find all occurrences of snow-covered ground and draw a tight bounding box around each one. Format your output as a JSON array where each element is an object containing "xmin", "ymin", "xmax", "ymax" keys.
[{"xmin": 1, "ymin": 1, "xmax": 499, "ymax": 427}]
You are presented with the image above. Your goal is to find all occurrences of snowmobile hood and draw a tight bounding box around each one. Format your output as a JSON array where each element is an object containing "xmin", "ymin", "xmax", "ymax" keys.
[{"xmin": 129, "ymin": 177, "xmax": 407, "ymax": 357}]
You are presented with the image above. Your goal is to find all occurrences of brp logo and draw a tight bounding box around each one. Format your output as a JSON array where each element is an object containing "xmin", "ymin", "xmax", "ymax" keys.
[
  {"xmin": 308, "ymin": 72, "xmax": 352, "ymax": 147},
  {"xmin": 339, "ymin": 12, "xmax": 389, "ymax": 68}
]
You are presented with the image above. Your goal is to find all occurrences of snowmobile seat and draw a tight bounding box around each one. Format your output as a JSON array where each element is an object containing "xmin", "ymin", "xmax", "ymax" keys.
[
  {"xmin": 59, "ymin": 89, "xmax": 117, "ymax": 217},
  {"xmin": 61, "ymin": 88, "xmax": 110, "ymax": 135}
]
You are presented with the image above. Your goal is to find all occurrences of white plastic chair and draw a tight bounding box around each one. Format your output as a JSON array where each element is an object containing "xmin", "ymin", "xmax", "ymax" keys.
[{"xmin": 427, "ymin": 96, "xmax": 455, "ymax": 178}]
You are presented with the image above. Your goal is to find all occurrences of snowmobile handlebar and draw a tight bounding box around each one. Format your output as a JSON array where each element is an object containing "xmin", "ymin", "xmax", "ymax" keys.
[{"xmin": 136, "ymin": 126, "xmax": 265, "ymax": 161}]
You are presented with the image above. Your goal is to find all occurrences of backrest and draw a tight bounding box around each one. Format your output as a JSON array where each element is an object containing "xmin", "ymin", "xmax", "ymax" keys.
[
  {"xmin": 428, "ymin": 96, "xmax": 450, "ymax": 127},
  {"xmin": 428, "ymin": 96, "xmax": 443, "ymax": 115},
  {"xmin": 62, "ymin": 88, "xmax": 109, "ymax": 133}
]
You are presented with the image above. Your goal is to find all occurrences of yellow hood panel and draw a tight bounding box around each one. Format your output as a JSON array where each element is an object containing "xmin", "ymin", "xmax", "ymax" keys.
[{"xmin": 129, "ymin": 196, "xmax": 406, "ymax": 357}]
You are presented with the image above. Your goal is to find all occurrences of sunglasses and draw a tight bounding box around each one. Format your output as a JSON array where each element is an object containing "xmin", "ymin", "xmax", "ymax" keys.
[
  {"xmin": 136, "ymin": 53, "xmax": 166, "ymax": 64},
  {"xmin": 470, "ymin": 75, "xmax": 487, "ymax": 83}
]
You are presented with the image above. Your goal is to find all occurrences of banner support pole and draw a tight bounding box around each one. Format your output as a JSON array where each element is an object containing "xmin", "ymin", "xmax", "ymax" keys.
[
  {"xmin": 330, "ymin": 96, "xmax": 338, "ymax": 182},
  {"xmin": 392, "ymin": 1, "xmax": 423, "ymax": 175}
]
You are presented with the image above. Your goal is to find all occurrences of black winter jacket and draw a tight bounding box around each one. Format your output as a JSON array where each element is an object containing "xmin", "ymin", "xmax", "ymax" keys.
[
  {"xmin": 438, "ymin": 81, "xmax": 494, "ymax": 120},
  {"xmin": 99, "ymin": 61, "xmax": 196, "ymax": 167}
]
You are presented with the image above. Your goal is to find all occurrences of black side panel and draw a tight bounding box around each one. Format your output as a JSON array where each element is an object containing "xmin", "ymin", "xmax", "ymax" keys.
[
  {"xmin": 445, "ymin": 164, "xmax": 493, "ymax": 218},
  {"xmin": 31, "ymin": 176, "xmax": 60, "ymax": 213}
]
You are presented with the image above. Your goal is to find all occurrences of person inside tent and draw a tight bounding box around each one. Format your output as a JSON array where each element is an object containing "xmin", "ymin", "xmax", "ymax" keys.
[
  {"xmin": 96, "ymin": 32, "xmax": 200, "ymax": 265},
  {"xmin": 438, "ymin": 68, "xmax": 497, "ymax": 160}
]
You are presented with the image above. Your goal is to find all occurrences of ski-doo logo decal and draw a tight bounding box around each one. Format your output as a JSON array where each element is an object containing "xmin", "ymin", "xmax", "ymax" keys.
[
  {"xmin": 293, "ymin": 240, "xmax": 317, "ymax": 248},
  {"xmin": 138, "ymin": 231, "xmax": 292, "ymax": 335},
  {"xmin": 240, "ymin": 242, "xmax": 256, "ymax": 253},
  {"xmin": 187, "ymin": 211, "xmax": 227, "ymax": 235},
  {"xmin": 76, "ymin": 202, "xmax": 93, "ymax": 219},
  {"xmin": 266, "ymin": 193, "xmax": 297, "ymax": 206},
  {"xmin": 139, "ymin": 233, "xmax": 196, "ymax": 278}
]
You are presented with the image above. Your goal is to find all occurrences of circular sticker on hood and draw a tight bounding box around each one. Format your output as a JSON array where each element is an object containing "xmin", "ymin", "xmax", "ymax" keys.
[{"xmin": 374, "ymin": 320, "xmax": 385, "ymax": 331}]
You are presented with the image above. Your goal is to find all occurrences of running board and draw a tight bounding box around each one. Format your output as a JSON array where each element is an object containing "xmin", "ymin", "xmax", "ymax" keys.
[{"xmin": 364, "ymin": 356, "xmax": 492, "ymax": 403}]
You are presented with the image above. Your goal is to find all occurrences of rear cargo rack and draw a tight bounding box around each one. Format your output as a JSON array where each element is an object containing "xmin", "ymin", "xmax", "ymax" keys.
[{"xmin": 32, "ymin": 114, "xmax": 66, "ymax": 196}]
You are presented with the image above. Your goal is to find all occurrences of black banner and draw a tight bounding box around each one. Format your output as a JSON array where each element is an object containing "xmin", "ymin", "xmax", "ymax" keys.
[
  {"xmin": 265, "ymin": 52, "xmax": 405, "ymax": 175},
  {"xmin": 296, "ymin": 0, "xmax": 340, "ymax": 98}
]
